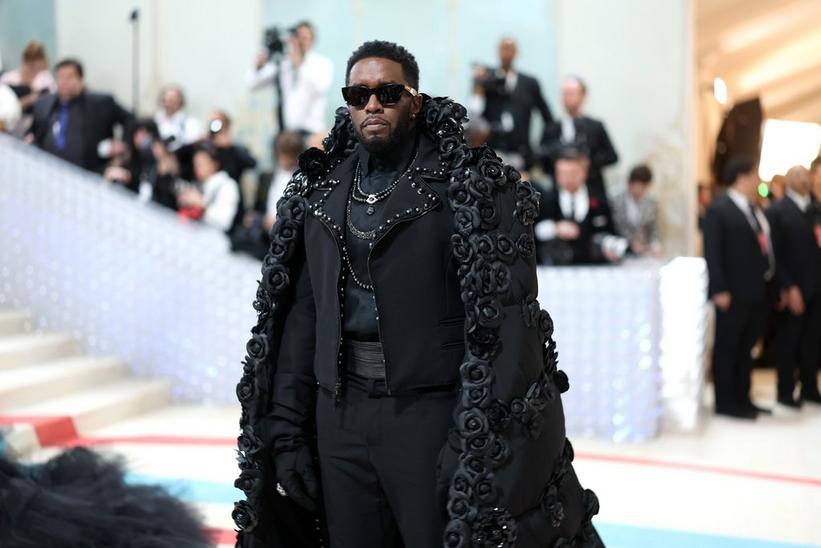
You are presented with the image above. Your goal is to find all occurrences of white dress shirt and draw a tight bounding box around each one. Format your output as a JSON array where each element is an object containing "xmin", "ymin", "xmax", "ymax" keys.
[
  {"xmin": 201, "ymin": 170, "xmax": 240, "ymax": 231},
  {"xmin": 154, "ymin": 110, "xmax": 204, "ymax": 151},
  {"xmin": 534, "ymin": 186, "xmax": 589, "ymax": 240},
  {"xmin": 248, "ymin": 50, "xmax": 333, "ymax": 135},
  {"xmin": 266, "ymin": 167, "xmax": 295, "ymax": 217}
]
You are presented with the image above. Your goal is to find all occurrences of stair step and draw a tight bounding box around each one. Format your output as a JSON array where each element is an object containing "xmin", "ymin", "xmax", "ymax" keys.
[
  {"xmin": 0, "ymin": 309, "xmax": 32, "ymax": 336},
  {"xmin": 0, "ymin": 356, "xmax": 127, "ymax": 409},
  {"xmin": 0, "ymin": 333, "xmax": 79, "ymax": 369},
  {"xmin": 3, "ymin": 379, "xmax": 173, "ymax": 440}
]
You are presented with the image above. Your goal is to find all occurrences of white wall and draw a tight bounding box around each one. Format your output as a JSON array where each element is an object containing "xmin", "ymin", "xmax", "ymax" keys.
[
  {"xmin": 55, "ymin": 0, "xmax": 266, "ymax": 157},
  {"xmin": 555, "ymin": 0, "xmax": 697, "ymax": 255}
]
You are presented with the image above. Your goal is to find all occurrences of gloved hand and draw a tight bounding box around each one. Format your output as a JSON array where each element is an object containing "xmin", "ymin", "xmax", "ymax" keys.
[{"xmin": 274, "ymin": 445, "xmax": 318, "ymax": 512}]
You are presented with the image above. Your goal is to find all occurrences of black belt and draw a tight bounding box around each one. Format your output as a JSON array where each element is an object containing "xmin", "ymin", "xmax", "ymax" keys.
[{"xmin": 343, "ymin": 339, "xmax": 386, "ymax": 380}]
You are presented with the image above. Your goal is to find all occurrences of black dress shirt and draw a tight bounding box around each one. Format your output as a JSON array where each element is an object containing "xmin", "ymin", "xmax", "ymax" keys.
[{"xmin": 342, "ymin": 138, "xmax": 418, "ymax": 338}]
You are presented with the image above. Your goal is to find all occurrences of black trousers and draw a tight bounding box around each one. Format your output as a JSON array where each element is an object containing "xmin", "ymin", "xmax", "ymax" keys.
[
  {"xmin": 713, "ymin": 300, "xmax": 765, "ymax": 413},
  {"xmin": 775, "ymin": 295, "xmax": 821, "ymax": 400},
  {"xmin": 315, "ymin": 374, "xmax": 455, "ymax": 548}
]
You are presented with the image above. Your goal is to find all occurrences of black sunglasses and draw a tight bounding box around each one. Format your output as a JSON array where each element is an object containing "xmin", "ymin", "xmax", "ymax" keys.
[{"xmin": 341, "ymin": 83, "xmax": 419, "ymax": 108}]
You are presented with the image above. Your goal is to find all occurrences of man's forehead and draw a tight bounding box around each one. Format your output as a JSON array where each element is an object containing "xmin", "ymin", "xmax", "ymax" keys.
[{"xmin": 349, "ymin": 57, "xmax": 406, "ymax": 85}]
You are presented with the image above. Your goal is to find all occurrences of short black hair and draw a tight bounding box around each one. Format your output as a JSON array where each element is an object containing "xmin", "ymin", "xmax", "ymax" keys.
[
  {"xmin": 722, "ymin": 155, "xmax": 756, "ymax": 185},
  {"xmin": 811, "ymin": 155, "xmax": 821, "ymax": 173},
  {"xmin": 628, "ymin": 164, "xmax": 653, "ymax": 185},
  {"xmin": 554, "ymin": 144, "xmax": 589, "ymax": 163},
  {"xmin": 194, "ymin": 143, "xmax": 221, "ymax": 167},
  {"xmin": 345, "ymin": 40, "xmax": 419, "ymax": 89},
  {"xmin": 55, "ymin": 58, "xmax": 84, "ymax": 78}
]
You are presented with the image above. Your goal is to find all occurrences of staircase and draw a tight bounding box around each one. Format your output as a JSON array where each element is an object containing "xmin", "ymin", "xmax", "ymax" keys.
[{"xmin": 0, "ymin": 309, "xmax": 172, "ymax": 457}]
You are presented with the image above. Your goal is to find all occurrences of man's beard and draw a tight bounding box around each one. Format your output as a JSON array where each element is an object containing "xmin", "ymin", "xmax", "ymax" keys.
[{"xmin": 356, "ymin": 112, "xmax": 413, "ymax": 157}]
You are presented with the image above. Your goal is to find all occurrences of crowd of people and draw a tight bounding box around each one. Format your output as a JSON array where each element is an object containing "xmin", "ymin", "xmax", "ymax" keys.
[
  {"xmin": 1, "ymin": 27, "xmax": 820, "ymax": 414},
  {"xmin": 0, "ymin": 30, "xmax": 661, "ymax": 265},
  {"xmin": 704, "ymin": 157, "xmax": 821, "ymax": 418}
]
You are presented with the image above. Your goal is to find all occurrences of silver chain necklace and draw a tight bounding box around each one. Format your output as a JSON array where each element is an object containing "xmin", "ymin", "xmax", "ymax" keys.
[{"xmin": 352, "ymin": 148, "xmax": 419, "ymax": 214}]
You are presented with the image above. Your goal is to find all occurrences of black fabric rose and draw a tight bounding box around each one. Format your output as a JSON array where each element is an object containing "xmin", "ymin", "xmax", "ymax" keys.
[
  {"xmin": 454, "ymin": 206, "xmax": 480, "ymax": 237},
  {"xmin": 538, "ymin": 310, "xmax": 555, "ymax": 339},
  {"xmin": 267, "ymin": 239, "xmax": 289, "ymax": 262},
  {"xmin": 298, "ymin": 147, "xmax": 328, "ymax": 183},
  {"xmin": 447, "ymin": 493, "xmax": 477, "ymax": 522},
  {"xmin": 467, "ymin": 329, "xmax": 500, "ymax": 361},
  {"xmin": 582, "ymin": 488, "xmax": 600, "ymax": 519},
  {"xmin": 504, "ymin": 165, "xmax": 522, "ymax": 185},
  {"xmin": 444, "ymin": 519, "xmax": 470, "ymax": 548},
  {"xmin": 458, "ymin": 408, "xmax": 490, "ymax": 439},
  {"xmin": 475, "ymin": 296, "xmax": 503, "ymax": 329},
  {"xmin": 460, "ymin": 454, "xmax": 489, "ymax": 479},
  {"xmin": 488, "ymin": 436, "xmax": 511, "ymax": 467},
  {"xmin": 486, "ymin": 400, "xmax": 511, "ymax": 433},
  {"xmin": 494, "ymin": 233, "xmax": 516, "ymax": 264},
  {"xmin": 540, "ymin": 484, "xmax": 566, "ymax": 528},
  {"xmin": 322, "ymin": 107, "xmax": 357, "ymax": 159},
  {"xmin": 242, "ymin": 357, "xmax": 262, "ymax": 376},
  {"xmin": 236, "ymin": 374, "xmax": 256, "ymax": 404},
  {"xmin": 237, "ymin": 425, "xmax": 263, "ymax": 455},
  {"xmin": 468, "ymin": 172, "xmax": 494, "ymax": 201},
  {"xmin": 509, "ymin": 397, "xmax": 529, "ymax": 420},
  {"xmin": 478, "ymin": 156, "xmax": 505, "ymax": 187},
  {"xmin": 437, "ymin": 117, "xmax": 461, "ymax": 137},
  {"xmin": 451, "ymin": 234, "xmax": 476, "ymax": 265},
  {"xmin": 262, "ymin": 263, "xmax": 290, "ymax": 295},
  {"xmin": 449, "ymin": 470, "xmax": 472, "ymax": 497},
  {"xmin": 447, "ymin": 179, "xmax": 475, "ymax": 209},
  {"xmin": 462, "ymin": 385, "xmax": 491, "ymax": 409},
  {"xmin": 474, "ymin": 234, "xmax": 496, "ymax": 260},
  {"xmin": 276, "ymin": 220, "xmax": 299, "ymax": 245},
  {"xmin": 465, "ymin": 432, "xmax": 493, "ymax": 454},
  {"xmin": 276, "ymin": 194, "xmax": 307, "ymax": 224},
  {"xmin": 236, "ymin": 450, "xmax": 251, "ymax": 470},
  {"xmin": 474, "ymin": 474, "xmax": 498, "ymax": 504},
  {"xmin": 234, "ymin": 468, "xmax": 263, "ymax": 497},
  {"xmin": 525, "ymin": 380, "xmax": 547, "ymax": 411},
  {"xmin": 232, "ymin": 500, "xmax": 258, "ymax": 531},
  {"xmin": 553, "ymin": 369, "xmax": 570, "ymax": 393},
  {"xmin": 246, "ymin": 332, "xmax": 269, "ymax": 362},
  {"xmin": 514, "ymin": 182, "xmax": 541, "ymax": 226},
  {"xmin": 478, "ymin": 202, "xmax": 500, "ymax": 230},
  {"xmin": 491, "ymin": 262, "xmax": 512, "ymax": 295},
  {"xmin": 516, "ymin": 233, "xmax": 535, "ymax": 259},
  {"xmin": 521, "ymin": 295, "xmax": 541, "ymax": 328}
]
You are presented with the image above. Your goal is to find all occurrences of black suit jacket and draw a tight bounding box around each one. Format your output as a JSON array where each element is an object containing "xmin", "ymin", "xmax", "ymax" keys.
[
  {"xmin": 481, "ymin": 70, "xmax": 552, "ymax": 167},
  {"xmin": 703, "ymin": 193, "xmax": 768, "ymax": 303},
  {"xmin": 534, "ymin": 186, "xmax": 616, "ymax": 264},
  {"xmin": 30, "ymin": 91, "xmax": 133, "ymax": 173},
  {"xmin": 767, "ymin": 195, "xmax": 820, "ymax": 299},
  {"xmin": 541, "ymin": 116, "xmax": 618, "ymax": 198}
]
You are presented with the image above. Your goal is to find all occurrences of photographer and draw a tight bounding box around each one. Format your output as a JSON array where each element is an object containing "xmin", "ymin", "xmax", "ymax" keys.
[
  {"xmin": 103, "ymin": 117, "xmax": 180, "ymax": 210},
  {"xmin": 468, "ymin": 37, "xmax": 553, "ymax": 170},
  {"xmin": 153, "ymin": 84, "xmax": 204, "ymax": 152},
  {"xmin": 247, "ymin": 21, "xmax": 333, "ymax": 136}
]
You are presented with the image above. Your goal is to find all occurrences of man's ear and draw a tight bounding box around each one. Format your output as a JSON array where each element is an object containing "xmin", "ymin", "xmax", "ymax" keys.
[{"xmin": 410, "ymin": 94, "xmax": 423, "ymax": 118}]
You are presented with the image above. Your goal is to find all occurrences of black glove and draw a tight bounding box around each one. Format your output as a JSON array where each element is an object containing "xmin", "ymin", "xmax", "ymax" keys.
[{"xmin": 274, "ymin": 445, "xmax": 318, "ymax": 512}]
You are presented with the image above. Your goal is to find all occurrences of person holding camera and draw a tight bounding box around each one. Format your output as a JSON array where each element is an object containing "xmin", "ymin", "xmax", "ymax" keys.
[
  {"xmin": 468, "ymin": 37, "xmax": 553, "ymax": 171},
  {"xmin": 534, "ymin": 146, "xmax": 627, "ymax": 265},
  {"xmin": 248, "ymin": 21, "xmax": 333, "ymax": 137},
  {"xmin": 153, "ymin": 84, "xmax": 204, "ymax": 152},
  {"xmin": 103, "ymin": 117, "xmax": 180, "ymax": 210},
  {"xmin": 176, "ymin": 145, "xmax": 240, "ymax": 232}
]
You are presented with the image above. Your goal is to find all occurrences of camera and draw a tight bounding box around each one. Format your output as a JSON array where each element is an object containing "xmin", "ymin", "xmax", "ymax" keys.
[
  {"xmin": 209, "ymin": 119, "xmax": 224, "ymax": 136},
  {"xmin": 264, "ymin": 26, "xmax": 296, "ymax": 58}
]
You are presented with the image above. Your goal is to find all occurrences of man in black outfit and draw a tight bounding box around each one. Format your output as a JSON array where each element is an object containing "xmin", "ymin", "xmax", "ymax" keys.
[
  {"xmin": 28, "ymin": 58, "xmax": 132, "ymax": 173},
  {"xmin": 703, "ymin": 156, "xmax": 775, "ymax": 419},
  {"xmin": 533, "ymin": 146, "xmax": 626, "ymax": 265},
  {"xmin": 471, "ymin": 37, "xmax": 553, "ymax": 170},
  {"xmin": 541, "ymin": 77, "xmax": 618, "ymax": 200},
  {"xmin": 232, "ymin": 41, "xmax": 601, "ymax": 548},
  {"xmin": 767, "ymin": 165, "xmax": 821, "ymax": 406}
]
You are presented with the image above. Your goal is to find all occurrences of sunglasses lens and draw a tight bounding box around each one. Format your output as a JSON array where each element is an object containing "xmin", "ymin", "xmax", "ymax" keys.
[
  {"xmin": 342, "ymin": 87, "xmax": 370, "ymax": 107},
  {"xmin": 377, "ymin": 84, "xmax": 404, "ymax": 105}
]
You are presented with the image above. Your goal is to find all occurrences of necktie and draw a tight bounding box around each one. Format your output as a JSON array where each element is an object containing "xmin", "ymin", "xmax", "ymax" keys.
[
  {"xmin": 747, "ymin": 203, "xmax": 768, "ymax": 255},
  {"xmin": 54, "ymin": 104, "xmax": 69, "ymax": 151}
]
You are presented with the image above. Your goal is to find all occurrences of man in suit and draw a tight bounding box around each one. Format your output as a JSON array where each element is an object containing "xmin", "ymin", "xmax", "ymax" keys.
[
  {"xmin": 533, "ymin": 146, "xmax": 627, "ymax": 265},
  {"xmin": 767, "ymin": 165, "xmax": 821, "ymax": 406},
  {"xmin": 540, "ymin": 77, "xmax": 618, "ymax": 200},
  {"xmin": 611, "ymin": 163, "xmax": 661, "ymax": 256},
  {"xmin": 470, "ymin": 37, "xmax": 553, "ymax": 170},
  {"xmin": 703, "ymin": 156, "xmax": 775, "ymax": 419},
  {"xmin": 28, "ymin": 58, "xmax": 132, "ymax": 173}
]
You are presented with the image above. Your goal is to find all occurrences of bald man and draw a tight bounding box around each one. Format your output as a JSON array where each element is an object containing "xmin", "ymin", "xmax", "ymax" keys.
[{"xmin": 767, "ymin": 165, "xmax": 821, "ymax": 406}]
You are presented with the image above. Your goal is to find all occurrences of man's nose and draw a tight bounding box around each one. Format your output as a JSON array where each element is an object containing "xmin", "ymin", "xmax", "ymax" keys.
[{"xmin": 364, "ymin": 93, "xmax": 383, "ymax": 113}]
